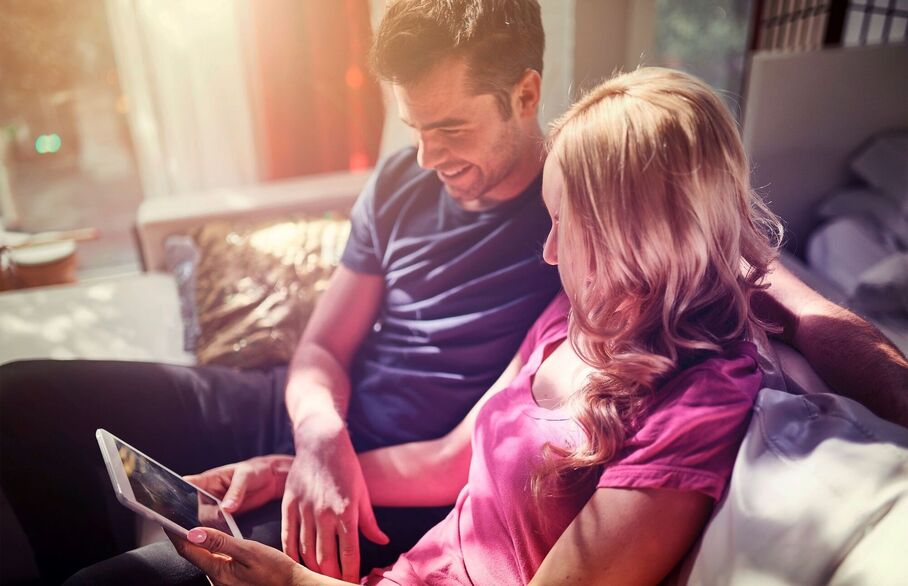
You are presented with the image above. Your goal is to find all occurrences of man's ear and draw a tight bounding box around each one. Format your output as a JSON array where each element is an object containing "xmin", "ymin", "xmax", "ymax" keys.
[{"xmin": 512, "ymin": 69, "xmax": 542, "ymax": 118}]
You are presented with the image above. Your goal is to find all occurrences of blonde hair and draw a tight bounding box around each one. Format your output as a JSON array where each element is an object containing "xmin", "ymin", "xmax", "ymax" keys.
[{"xmin": 537, "ymin": 67, "xmax": 782, "ymax": 494}]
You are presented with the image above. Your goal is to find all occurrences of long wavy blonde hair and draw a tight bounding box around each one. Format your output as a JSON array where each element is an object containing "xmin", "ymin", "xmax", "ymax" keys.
[{"xmin": 536, "ymin": 67, "xmax": 782, "ymax": 494}]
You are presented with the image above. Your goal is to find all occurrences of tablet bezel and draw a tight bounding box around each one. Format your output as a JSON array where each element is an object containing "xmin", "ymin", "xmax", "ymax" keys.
[{"xmin": 96, "ymin": 428, "xmax": 243, "ymax": 539}]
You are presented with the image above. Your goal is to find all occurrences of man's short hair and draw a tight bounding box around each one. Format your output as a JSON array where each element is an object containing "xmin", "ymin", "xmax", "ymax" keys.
[{"xmin": 370, "ymin": 0, "xmax": 545, "ymax": 118}]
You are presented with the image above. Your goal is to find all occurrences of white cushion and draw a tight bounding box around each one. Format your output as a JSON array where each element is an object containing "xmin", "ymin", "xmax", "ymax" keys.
[
  {"xmin": 807, "ymin": 216, "xmax": 896, "ymax": 296},
  {"xmin": 686, "ymin": 388, "xmax": 908, "ymax": 585},
  {"xmin": 0, "ymin": 272, "xmax": 193, "ymax": 365}
]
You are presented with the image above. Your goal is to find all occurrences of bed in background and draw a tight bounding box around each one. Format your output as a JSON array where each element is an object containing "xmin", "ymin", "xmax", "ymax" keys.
[{"xmin": 742, "ymin": 43, "xmax": 908, "ymax": 354}]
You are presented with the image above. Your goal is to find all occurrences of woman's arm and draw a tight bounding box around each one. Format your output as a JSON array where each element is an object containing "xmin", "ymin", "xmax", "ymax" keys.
[
  {"xmin": 529, "ymin": 487, "xmax": 713, "ymax": 585},
  {"xmin": 186, "ymin": 353, "xmax": 524, "ymax": 518},
  {"xmin": 359, "ymin": 351, "xmax": 525, "ymax": 507},
  {"xmin": 756, "ymin": 260, "xmax": 908, "ymax": 426}
]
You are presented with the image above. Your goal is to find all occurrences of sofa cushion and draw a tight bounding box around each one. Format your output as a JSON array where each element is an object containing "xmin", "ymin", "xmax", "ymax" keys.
[
  {"xmin": 684, "ymin": 388, "xmax": 908, "ymax": 585},
  {"xmin": 190, "ymin": 215, "xmax": 349, "ymax": 369}
]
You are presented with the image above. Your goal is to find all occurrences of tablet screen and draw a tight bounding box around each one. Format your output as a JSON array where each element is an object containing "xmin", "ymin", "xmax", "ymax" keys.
[{"xmin": 115, "ymin": 439, "xmax": 232, "ymax": 534}]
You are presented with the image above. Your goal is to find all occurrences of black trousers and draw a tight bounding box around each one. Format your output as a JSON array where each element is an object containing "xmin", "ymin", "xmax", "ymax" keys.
[{"xmin": 0, "ymin": 360, "xmax": 449, "ymax": 585}]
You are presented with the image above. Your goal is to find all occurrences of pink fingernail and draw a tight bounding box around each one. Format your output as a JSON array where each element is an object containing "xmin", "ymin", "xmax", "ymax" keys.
[{"xmin": 188, "ymin": 529, "xmax": 207, "ymax": 544}]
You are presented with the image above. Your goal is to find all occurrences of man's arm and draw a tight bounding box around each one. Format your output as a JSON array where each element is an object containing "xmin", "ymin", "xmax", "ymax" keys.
[
  {"xmin": 757, "ymin": 260, "xmax": 908, "ymax": 426},
  {"xmin": 359, "ymin": 351, "xmax": 525, "ymax": 507},
  {"xmin": 529, "ymin": 487, "xmax": 713, "ymax": 585},
  {"xmin": 189, "ymin": 353, "xmax": 524, "ymax": 525},
  {"xmin": 281, "ymin": 264, "xmax": 386, "ymax": 582},
  {"xmin": 285, "ymin": 264, "xmax": 382, "ymax": 432}
]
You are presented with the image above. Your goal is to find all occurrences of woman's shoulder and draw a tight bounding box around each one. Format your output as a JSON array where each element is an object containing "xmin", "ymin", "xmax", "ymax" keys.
[
  {"xmin": 657, "ymin": 341, "xmax": 763, "ymax": 411},
  {"xmin": 533, "ymin": 291, "xmax": 571, "ymax": 340},
  {"xmin": 518, "ymin": 291, "xmax": 570, "ymax": 362},
  {"xmin": 598, "ymin": 342, "xmax": 764, "ymax": 502}
]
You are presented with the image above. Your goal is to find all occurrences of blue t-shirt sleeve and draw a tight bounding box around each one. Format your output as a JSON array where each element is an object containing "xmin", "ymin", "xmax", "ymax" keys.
[{"xmin": 340, "ymin": 173, "xmax": 383, "ymax": 275}]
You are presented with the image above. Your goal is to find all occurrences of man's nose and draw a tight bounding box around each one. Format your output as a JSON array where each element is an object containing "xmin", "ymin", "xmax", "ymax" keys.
[{"xmin": 416, "ymin": 135, "xmax": 446, "ymax": 170}]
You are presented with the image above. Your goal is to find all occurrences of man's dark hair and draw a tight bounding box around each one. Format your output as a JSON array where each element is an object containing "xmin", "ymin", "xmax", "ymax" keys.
[{"xmin": 370, "ymin": 0, "xmax": 544, "ymax": 118}]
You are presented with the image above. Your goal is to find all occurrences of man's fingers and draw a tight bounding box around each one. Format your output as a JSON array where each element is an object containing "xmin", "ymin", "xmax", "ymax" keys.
[
  {"xmin": 338, "ymin": 511, "xmax": 360, "ymax": 583},
  {"xmin": 221, "ymin": 465, "xmax": 249, "ymax": 511},
  {"xmin": 300, "ymin": 506, "xmax": 319, "ymax": 573},
  {"xmin": 315, "ymin": 515, "xmax": 341, "ymax": 579},
  {"xmin": 281, "ymin": 497, "xmax": 301, "ymax": 564},
  {"xmin": 359, "ymin": 498, "xmax": 390, "ymax": 545}
]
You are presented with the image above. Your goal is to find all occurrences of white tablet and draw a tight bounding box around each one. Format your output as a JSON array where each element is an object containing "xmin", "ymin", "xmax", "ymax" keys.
[{"xmin": 96, "ymin": 428, "xmax": 242, "ymax": 539}]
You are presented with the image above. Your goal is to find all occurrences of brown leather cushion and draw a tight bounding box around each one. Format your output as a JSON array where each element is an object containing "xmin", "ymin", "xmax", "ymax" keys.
[{"xmin": 192, "ymin": 215, "xmax": 350, "ymax": 369}]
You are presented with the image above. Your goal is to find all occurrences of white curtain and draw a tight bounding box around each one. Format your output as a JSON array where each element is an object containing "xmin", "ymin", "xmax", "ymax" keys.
[{"xmin": 105, "ymin": 0, "xmax": 259, "ymax": 199}]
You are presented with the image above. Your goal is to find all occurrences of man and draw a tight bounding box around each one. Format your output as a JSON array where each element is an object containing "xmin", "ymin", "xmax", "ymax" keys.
[{"xmin": 1, "ymin": 1, "xmax": 906, "ymax": 584}]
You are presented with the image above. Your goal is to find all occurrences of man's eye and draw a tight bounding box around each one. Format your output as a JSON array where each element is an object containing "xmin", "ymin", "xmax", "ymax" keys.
[{"xmin": 440, "ymin": 128, "xmax": 463, "ymax": 136}]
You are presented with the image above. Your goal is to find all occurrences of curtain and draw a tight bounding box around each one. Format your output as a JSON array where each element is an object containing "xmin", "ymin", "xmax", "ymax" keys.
[
  {"xmin": 246, "ymin": 0, "xmax": 384, "ymax": 180},
  {"xmin": 105, "ymin": 0, "xmax": 259, "ymax": 199}
]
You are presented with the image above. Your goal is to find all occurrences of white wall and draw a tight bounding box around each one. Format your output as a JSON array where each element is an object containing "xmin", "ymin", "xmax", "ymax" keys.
[{"xmin": 573, "ymin": 0, "xmax": 655, "ymax": 95}]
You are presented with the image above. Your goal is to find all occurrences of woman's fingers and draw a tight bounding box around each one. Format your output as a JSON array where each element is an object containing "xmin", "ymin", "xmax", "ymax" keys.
[
  {"xmin": 187, "ymin": 527, "xmax": 242, "ymax": 557},
  {"xmin": 221, "ymin": 465, "xmax": 250, "ymax": 512},
  {"xmin": 184, "ymin": 468, "xmax": 230, "ymax": 497},
  {"xmin": 172, "ymin": 528, "xmax": 241, "ymax": 585}
]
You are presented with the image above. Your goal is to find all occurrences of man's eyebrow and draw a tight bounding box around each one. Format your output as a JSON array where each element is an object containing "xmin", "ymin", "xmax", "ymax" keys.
[{"xmin": 400, "ymin": 116, "xmax": 469, "ymax": 131}]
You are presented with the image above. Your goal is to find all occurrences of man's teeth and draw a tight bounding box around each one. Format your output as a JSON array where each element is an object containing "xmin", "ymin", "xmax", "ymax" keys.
[{"xmin": 441, "ymin": 166, "xmax": 468, "ymax": 178}]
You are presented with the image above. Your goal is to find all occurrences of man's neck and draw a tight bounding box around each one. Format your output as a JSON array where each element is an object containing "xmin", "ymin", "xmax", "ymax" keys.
[{"xmin": 461, "ymin": 125, "xmax": 546, "ymax": 212}]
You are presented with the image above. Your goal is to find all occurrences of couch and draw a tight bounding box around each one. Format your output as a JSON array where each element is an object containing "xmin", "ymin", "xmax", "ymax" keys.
[{"xmin": 1, "ymin": 170, "xmax": 906, "ymax": 585}]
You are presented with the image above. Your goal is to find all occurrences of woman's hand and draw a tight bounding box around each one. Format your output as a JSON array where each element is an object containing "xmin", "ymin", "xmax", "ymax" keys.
[
  {"xmin": 172, "ymin": 527, "xmax": 342, "ymax": 586},
  {"xmin": 185, "ymin": 454, "xmax": 293, "ymax": 515}
]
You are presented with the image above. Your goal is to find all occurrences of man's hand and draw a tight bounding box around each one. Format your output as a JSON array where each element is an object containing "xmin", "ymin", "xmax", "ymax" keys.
[
  {"xmin": 283, "ymin": 422, "xmax": 388, "ymax": 582},
  {"xmin": 171, "ymin": 527, "xmax": 345, "ymax": 586},
  {"xmin": 185, "ymin": 455, "xmax": 292, "ymax": 515}
]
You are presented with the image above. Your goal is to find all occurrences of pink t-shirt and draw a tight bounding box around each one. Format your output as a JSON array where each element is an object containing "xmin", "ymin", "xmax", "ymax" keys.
[{"xmin": 365, "ymin": 293, "xmax": 762, "ymax": 585}]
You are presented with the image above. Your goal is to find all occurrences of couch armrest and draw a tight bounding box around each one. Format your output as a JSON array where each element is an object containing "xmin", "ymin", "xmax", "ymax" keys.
[{"xmin": 136, "ymin": 170, "xmax": 370, "ymax": 272}]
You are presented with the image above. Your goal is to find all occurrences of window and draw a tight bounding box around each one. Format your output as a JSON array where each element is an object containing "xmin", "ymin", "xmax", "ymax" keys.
[
  {"xmin": 651, "ymin": 0, "xmax": 755, "ymax": 117},
  {"xmin": 1, "ymin": 0, "xmax": 143, "ymax": 274}
]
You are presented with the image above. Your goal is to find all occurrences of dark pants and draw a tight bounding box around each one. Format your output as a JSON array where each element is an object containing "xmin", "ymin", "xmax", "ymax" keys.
[{"xmin": 0, "ymin": 360, "xmax": 449, "ymax": 585}]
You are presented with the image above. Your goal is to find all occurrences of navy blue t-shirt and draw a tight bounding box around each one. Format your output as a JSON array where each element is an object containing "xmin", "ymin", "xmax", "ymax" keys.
[{"xmin": 341, "ymin": 147, "xmax": 561, "ymax": 451}]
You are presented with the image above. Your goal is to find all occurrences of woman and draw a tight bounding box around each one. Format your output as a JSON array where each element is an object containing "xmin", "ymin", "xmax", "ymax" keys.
[{"xmin": 173, "ymin": 67, "xmax": 782, "ymax": 585}]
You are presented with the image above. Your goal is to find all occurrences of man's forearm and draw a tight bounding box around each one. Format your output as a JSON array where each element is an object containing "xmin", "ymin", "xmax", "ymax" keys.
[
  {"xmin": 759, "ymin": 261, "xmax": 908, "ymax": 427},
  {"xmin": 285, "ymin": 342, "xmax": 353, "ymax": 442},
  {"xmin": 793, "ymin": 302, "xmax": 908, "ymax": 427}
]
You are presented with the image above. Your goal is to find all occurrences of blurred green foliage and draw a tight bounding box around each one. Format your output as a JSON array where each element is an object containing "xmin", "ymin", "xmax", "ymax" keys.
[{"xmin": 653, "ymin": 0, "xmax": 754, "ymax": 116}]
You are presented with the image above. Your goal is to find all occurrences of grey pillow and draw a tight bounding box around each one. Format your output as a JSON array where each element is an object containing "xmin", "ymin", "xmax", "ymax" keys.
[
  {"xmin": 851, "ymin": 131, "xmax": 908, "ymax": 205},
  {"xmin": 683, "ymin": 388, "xmax": 908, "ymax": 585},
  {"xmin": 817, "ymin": 187, "xmax": 908, "ymax": 250},
  {"xmin": 852, "ymin": 252, "xmax": 908, "ymax": 317},
  {"xmin": 164, "ymin": 235, "xmax": 202, "ymax": 352}
]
